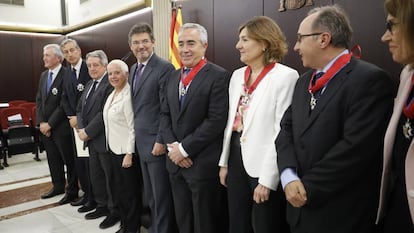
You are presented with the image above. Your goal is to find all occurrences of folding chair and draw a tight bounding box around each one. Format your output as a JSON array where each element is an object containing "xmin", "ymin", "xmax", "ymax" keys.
[{"xmin": 0, "ymin": 106, "xmax": 39, "ymax": 167}]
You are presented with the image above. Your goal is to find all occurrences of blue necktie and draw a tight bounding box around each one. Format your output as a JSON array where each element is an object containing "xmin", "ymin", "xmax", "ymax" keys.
[
  {"xmin": 133, "ymin": 64, "xmax": 144, "ymax": 94},
  {"xmin": 46, "ymin": 71, "xmax": 53, "ymax": 93}
]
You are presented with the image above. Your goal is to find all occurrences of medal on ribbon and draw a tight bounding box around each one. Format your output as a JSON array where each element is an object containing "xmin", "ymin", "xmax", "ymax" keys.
[
  {"xmin": 308, "ymin": 53, "xmax": 352, "ymax": 110},
  {"xmin": 402, "ymin": 73, "xmax": 414, "ymax": 139}
]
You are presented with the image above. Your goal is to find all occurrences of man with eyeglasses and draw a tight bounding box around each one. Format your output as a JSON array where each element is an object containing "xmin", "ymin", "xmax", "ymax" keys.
[
  {"xmin": 276, "ymin": 5, "xmax": 394, "ymax": 233},
  {"xmin": 127, "ymin": 22, "xmax": 177, "ymax": 233}
]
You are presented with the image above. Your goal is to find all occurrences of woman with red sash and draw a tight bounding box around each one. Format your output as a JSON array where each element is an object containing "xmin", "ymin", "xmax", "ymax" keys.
[
  {"xmin": 219, "ymin": 16, "xmax": 299, "ymax": 233},
  {"xmin": 377, "ymin": 1, "xmax": 414, "ymax": 232}
]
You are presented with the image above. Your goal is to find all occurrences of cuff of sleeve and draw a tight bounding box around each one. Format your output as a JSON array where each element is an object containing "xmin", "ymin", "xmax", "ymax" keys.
[
  {"xmin": 178, "ymin": 143, "xmax": 189, "ymax": 158},
  {"xmin": 280, "ymin": 168, "xmax": 299, "ymax": 190}
]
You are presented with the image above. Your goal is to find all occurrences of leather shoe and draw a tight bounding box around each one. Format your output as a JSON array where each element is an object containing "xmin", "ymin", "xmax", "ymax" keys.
[
  {"xmin": 58, "ymin": 194, "xmax": 78, "ymax": 205},
  {"xmin": 99, "ymin": 215, "xmax": 120, "ymax": 229},
  {"xmin": 41, "ymin": 189, "xmax": 64, "ymax": 199},
  {"xmin": 78, "ymin": 201, "xmax": 97, "ymax": 213},
  {"xmin": 70, "ymin": 196, "xmax": 87, "ymax": 206},
  {"xmin": 84, "ymin": 207, "xmax": 108, "ymax": 220}
]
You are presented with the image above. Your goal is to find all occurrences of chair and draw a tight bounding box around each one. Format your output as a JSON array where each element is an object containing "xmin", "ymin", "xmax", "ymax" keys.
[
  {"xmin": 0, "ymin": 106, "xmax": 39, "ymax": 167},
  {"xmin": 19, "ymin": 102, "xmax": 36, "ymax": 126},
  {"xmin": 8, "ymin": 100, "xmax": 28, "ymax": 107}
]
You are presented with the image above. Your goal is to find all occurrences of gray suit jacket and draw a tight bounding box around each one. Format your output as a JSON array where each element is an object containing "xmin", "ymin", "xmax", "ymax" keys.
[
  {"xmin": 76, "ymin": 74, "xmax": 113, "ymax": 154},
  {"xmin": 129, "ymin": 54, "xmax": 174, "ymax": 162}
]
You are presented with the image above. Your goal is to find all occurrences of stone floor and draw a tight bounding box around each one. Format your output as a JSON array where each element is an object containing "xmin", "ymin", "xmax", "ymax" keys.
[{"xmin": 0, "ymin": 152, "xmax": 147, "ymax": 233}]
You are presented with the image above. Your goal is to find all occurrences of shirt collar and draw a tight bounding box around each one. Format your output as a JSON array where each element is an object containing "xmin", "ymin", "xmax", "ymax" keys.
[{"xmin": 319, "ymin": 49, "xmax": 349, "ymax": 73}]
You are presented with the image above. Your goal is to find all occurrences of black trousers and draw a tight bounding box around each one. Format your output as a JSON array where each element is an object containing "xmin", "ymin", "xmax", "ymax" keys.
[
  {"xmin": 42, "ymin": 130, "xmax": 78, "ymax": 195},
  {"xmin": 108, "ymin": 153, "xmax": 141, "ymax": 233},
  {"xmin": 169, "ymin": 171, "xmax": 225, "ymax": 233},
  {"xmin": 227, "ymin": 132, "xmax": 289, "ymax": 233}
]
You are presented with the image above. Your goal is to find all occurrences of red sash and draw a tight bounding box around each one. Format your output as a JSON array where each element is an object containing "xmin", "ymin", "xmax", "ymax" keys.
[
  {"xmin": 244, "ymin": 62, "xmax": 276, "ymax": 94},
  {"xmin": 181, "ymin": 59, "xmax": 207, "ymax": 87},
  {"xmin": 403, "ymin": 74, "xmax": 414, "ymax": 119},
  {"xmin": 308, "ymin": 53, "xmax": 352, "ymax": 94}
]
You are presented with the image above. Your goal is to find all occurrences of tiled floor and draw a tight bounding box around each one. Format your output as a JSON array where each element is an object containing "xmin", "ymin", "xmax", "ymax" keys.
[{"xmin": 0, "ymin": 152, "xmax": 147, "ymax": 233}]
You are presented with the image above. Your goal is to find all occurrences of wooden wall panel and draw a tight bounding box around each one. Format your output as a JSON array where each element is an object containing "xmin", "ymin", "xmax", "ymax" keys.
[
  {"xmin": 213, "ymin": 0, "xmax": 263, "ymax": 71},
  {"xmin": 69, "ymin": 10, "xmax": 153, "ymax": 68},
  {"xmin": 336, "ymin": 0, "xmax": 402, "ymax": 80},
  {"xmin": 265, "ymin": 0, "xmax": 332, "ymax": 74},
  {"xmin": 0, "ymin": 32, "xmax": 62, "ymax": 102},
  {"xmin": 0, "ymin": 10, "xmax": 151, "ymax": 102},
  {"xmin": 180, "ymin": 0, "xmax": 214, "ymax": 61}
]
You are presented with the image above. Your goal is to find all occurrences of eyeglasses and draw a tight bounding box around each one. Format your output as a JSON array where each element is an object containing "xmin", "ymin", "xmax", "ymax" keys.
[
  {"xmin": 386, "ymin": 21, "xmax": 398, "ymax": 35},
  {"xmin": 296, "ymin": 32, "xmax": 323, "ymax": 43}
]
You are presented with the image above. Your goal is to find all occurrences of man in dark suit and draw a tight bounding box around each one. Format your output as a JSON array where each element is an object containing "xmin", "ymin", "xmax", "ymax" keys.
[
  {"xmin": 76, "ymin": 50, "xmax": 118, "ymax": 229},
  {"xmin": 276, "ymin": 5, "xmax": 394, "ymax": 233},
  {"xmin": 60, "ymin": 38, "xmax": 95, "ymax": 211},
  {"xmin": 128, "ymin": 23, "xmax": 176, "ymax": 233},
  {"xmin": 160, "ymin": 23, "xmax": 230, "ymax": 233},
  {"xmin": 36, "ymin": 44, "xmax": 78, "ymax": 204}
]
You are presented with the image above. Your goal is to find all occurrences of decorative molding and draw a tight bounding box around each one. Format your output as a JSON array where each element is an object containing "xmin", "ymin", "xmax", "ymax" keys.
[
  {"xmin": 0, "ymin": 1, "xmax": 146, "ymax": 34},
  {"xmin": 279, "ymin": 0, "xmax": 314, "ymax": 12}
]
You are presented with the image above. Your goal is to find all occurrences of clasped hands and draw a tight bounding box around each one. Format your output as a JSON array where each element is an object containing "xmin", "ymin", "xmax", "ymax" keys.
[{"xmin": 167, "ymin": 143, "xmax": 193, "ymax": 168}]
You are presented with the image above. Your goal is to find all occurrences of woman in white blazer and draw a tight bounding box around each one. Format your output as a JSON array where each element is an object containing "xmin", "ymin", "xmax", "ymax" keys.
[
  {"xmin": 103, "ymin": 59, "xmax": 140, "ymax": 233},
  {"xmin": 219, "ymin": 16, "xmax": 298, "ymax": 233},
  {"xmin": 377, "ymin": 1, "xmax": 414, "ymax": 232}
]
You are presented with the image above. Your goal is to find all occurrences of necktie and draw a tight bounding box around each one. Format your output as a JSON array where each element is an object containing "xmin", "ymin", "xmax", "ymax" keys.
[
  {"xmin": 72, "ymin": 68, "xmax": 77, "ymax": 80},
  {"xmin": 179, "ymin": 68, "xmax": 191, "ymax": 108},
  {"xmin": 133, "ymin": 64, "xmax": 144, "ymax": 94},
  {"xmin": 83, "ymin": 81, "xmax": 97, "ymax": 123},
  {"xmin": 46, "ymin": 71, "xmax": 53, "ymax": 93},
  {"xmin": 312, "ymin": 72, "xmax": 325, "ymax": 86},
  {"xmin": 312, "ymin": 72, "xmax": 325, "ymax": 100},
  {"xmin": 86, "ymin": 81, "xmax": 97, "ymax": 101}
]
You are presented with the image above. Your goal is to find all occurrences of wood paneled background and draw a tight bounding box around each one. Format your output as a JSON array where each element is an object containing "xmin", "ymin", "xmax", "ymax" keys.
[{"xmin": 0, "ymin": 0, "xmax": 401, "ymax": 102}]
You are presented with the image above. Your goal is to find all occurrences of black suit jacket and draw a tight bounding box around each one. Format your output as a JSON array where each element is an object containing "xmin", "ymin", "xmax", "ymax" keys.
[
  {"xmin": 276, "ymin": 57, "xmax": 394, "ymax": 233},
  {"xmin": 129, "ymin": 54, "xmax": 174, "ymax": 162},
  {"xmin": 76, "ymin": 74, "xmax": 113, "ymax": 154},
  {"xmin": 160, "ymin": 62, "xmax": 230, "ymax": 179},
  {"xmin": 36, "ymin": 66, "xmax": 70, "ymax": 133},
  {"xmin": 61, "ymin": 60, "xmax": 91, "ymax": 116}
]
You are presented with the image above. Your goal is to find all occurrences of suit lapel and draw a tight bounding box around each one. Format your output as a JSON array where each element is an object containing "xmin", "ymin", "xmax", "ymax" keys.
[
  {"xmin": 46, "ymin": 67, "xmax": 64, "ymax": 100},
  {"xmin": 169, "ymin": 70, "xmax": 181, "ymax": 116},
  {"xmin": 135, "ymin": 64, "xmax": 152, "ymax": 95},
  {"xmin": 300, "ymin": 59, "xmax": 354, "ymax": 136},
  {"xmin": 178, "ymin": 64, "xmax": 209, "ymax": 115},
  {"xmin": 85, "ymin": 75, "xmax": 107, "ymax": 115},
  {"xmin": 129, "ymin": 63, "xmax": 136, "ymax": 94},
  {"xmin": 243, "ymin": 70, "xmax": 273, "ymax": 132}
]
